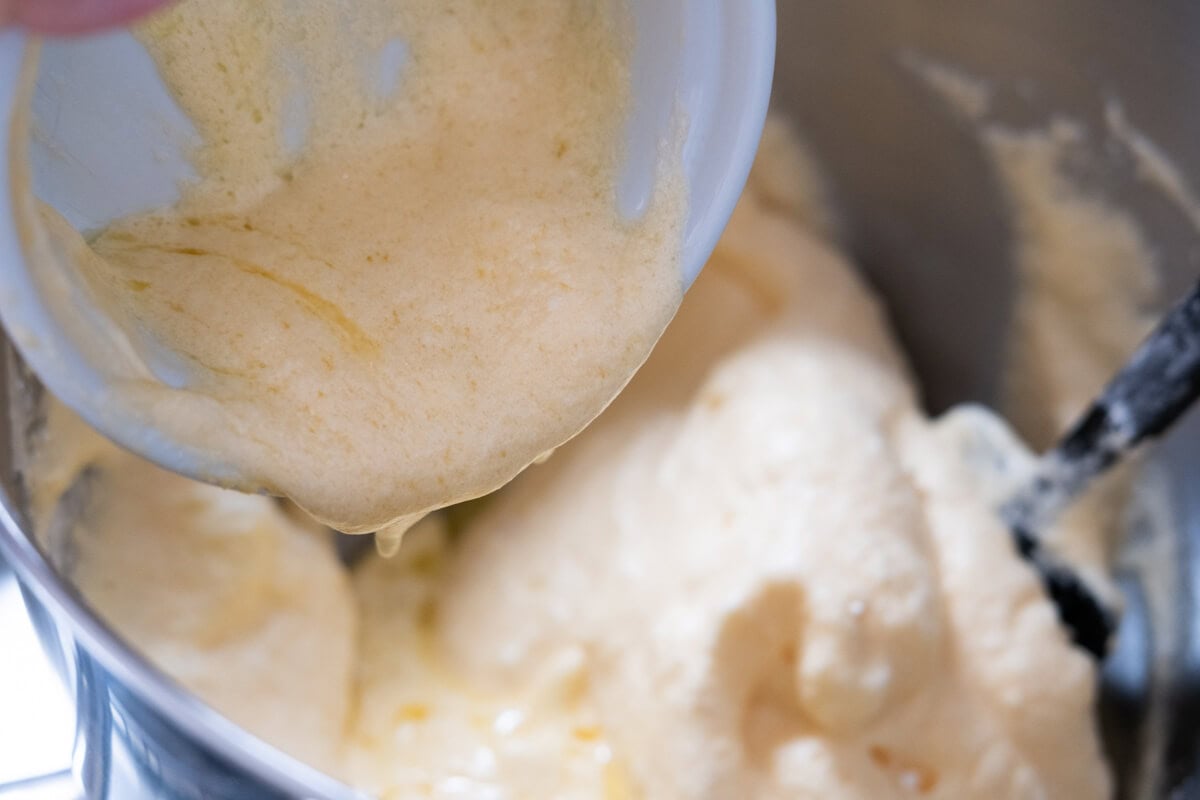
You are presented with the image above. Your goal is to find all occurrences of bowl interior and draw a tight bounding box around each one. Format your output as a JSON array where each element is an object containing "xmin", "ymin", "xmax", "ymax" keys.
[
  {"xmin": 1, "ymin": 3, "xmax": 1198, "ymax": 799},
  {"xmin": 772, "ymin": 3, "xmax": 1200, "ymax": 796}
]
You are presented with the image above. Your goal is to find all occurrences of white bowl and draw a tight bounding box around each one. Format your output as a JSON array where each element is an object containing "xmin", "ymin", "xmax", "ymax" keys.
[{"xmin": 0, "ymin": 0, "xmax": 776, "ymax": 488}]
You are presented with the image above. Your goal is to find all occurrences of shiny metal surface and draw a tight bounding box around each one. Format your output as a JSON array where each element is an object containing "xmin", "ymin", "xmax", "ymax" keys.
[
  {"xmin": 2, "ymin": 2, "xmax": 1200, "ymax": 799},
  {"xmin": 0, "ymin": 361, "xmax": 362, "ymax": 799},
  {"xmin": 0, "ymin": 562, "xmax": 74, "ymax": 795}
]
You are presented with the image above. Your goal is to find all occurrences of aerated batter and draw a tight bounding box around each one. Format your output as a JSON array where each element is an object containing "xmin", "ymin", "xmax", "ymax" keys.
[
  {"xmin": 66, "ymin": 0, "xmax": 684, "ymax": 532},
  {"xmin": 29, "ymin": 119, "xmax": 1127, "ymax": 799}
]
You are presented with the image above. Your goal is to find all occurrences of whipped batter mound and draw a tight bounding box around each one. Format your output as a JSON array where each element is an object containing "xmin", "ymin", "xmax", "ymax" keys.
[
  {"xmin": 420, "ymin": 121, "xmax": 1108, "ymax": 799},
  {"xmin": 29, "ymin": 119, "xmax": 1116, "ymax": 798},
  {"xmin": 58, "ymin": 0, "xmax": 683, "ymax": 532}
]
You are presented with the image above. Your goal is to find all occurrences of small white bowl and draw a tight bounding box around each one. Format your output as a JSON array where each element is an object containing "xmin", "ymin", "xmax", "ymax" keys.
[{"xmin": 0, "ymin": 1, "xmax": 775, "ymax": 485}]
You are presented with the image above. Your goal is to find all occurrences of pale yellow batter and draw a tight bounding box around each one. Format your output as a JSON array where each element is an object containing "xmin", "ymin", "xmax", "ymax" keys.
[
  {"xmin": 62, "ymin": 0, "xmax": 683, "ymax": 533},
  {"xmin": 423, "ymin": 122, "xmax": 1108, "ymax": 798},
  {"xmin": 29, "ymin": 119, "xmax": 1121, "ymax": 799}
]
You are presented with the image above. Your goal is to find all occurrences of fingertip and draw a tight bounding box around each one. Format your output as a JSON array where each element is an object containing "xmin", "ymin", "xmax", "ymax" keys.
[{"xmin": 12, "ymin": 0, "xmax": 170, "ymax": 36}]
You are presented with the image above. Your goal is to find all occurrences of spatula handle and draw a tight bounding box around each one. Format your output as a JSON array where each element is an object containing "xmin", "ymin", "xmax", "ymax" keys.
[
  {"xmin": 1004, "ymin": 281, "xmax": 1200, "ymax": 537},
  {"xmin": 1001, "ymin": 280, "xmax": 1200, "ymax": 659}
]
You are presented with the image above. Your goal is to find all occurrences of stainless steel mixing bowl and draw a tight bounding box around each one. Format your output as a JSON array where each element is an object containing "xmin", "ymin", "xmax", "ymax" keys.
[{"xmin": 2, "ymin": 2, "xmax": 1200, "ymax": 798}]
